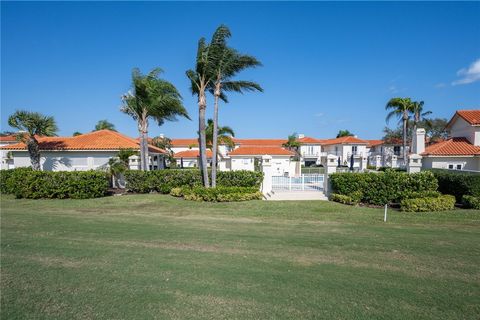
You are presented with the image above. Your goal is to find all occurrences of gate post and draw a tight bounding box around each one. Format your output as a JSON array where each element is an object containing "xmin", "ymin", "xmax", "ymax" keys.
[
  {"xmin": 324, "ymin": 154, "xmax": 338, "ymax": 196},
  {"xmin": 261, "ymin": 155, "xmax": 273, "ymax": 194}
]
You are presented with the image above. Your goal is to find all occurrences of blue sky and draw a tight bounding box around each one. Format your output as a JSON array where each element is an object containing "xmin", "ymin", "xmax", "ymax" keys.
[{"xmin": 1, "ymin": 1, "xmax": 480, "ymax": 139}]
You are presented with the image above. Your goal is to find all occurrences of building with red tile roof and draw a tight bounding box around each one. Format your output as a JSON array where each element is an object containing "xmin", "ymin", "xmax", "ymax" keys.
[
  {"xmin": 418, "ymin": 109, "xmax": 480, "ymax": 171},
  {"xmin": 0, "ymin": 130, "xmax": 166, "ymax": 171},
  {"xmin": 228, "ymin": 146, "xmax": 294, "ymax": 156}
]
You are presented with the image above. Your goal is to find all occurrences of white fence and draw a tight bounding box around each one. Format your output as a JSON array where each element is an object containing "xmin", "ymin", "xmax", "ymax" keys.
[{"xmin": 272, "ymin": 174, "xmax": 324, "ymax": 191}]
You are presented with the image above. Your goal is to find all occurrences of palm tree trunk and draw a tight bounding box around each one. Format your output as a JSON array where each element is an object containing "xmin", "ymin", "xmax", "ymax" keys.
[
  {"xmin": 139, "ymin": 118, "xmax": 150, "ymax": 171},
  {"xmin": 198, "ymin": 92, "xmax": 210, "ymax": 187},
  {"xmin": 27, "ymin": 137, "xmax": 41, "ymax": 170},
  {"xmin": 403, "ymin": 112, "xmax": 408, "ymax": 166},
  {"xmin": 211, "ymin": 84, "xmax": 221, "ymax": 188}
]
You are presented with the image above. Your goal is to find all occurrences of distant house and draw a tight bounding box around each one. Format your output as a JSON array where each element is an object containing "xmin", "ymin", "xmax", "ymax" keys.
[
  {"xmin": 0, "ymin": 135, "xmax": 18, "ymax": 169},
  {"xmin": 366, "ymin": 139, "xmax": 405, "ymax": 168},
  {"xmin": 419, "ymin": 110, "xmax": 480, "ymax": 171},
  {"xmin": 297, "ymin": 135, "xmax": 325, "ymax": 166},
  {"xmin": 0, "ymin": 130, "xmax": 166, "ymax": 171},
  {"xmin": 173, "ymin": 149, "xmax": 212, "ymax": 168},
  {"xmin": 321, "ymin": 136, "xmax": 368, "ymax": 167},
  {"xmin": 227, "ymin": 146, "xmax": 295, "ymax": 175}
]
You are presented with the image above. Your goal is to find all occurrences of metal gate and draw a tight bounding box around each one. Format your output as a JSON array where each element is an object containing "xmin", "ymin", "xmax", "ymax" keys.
[{"xmin": 272, "ymin": 174, "xmax": 324, "ymax": 191}]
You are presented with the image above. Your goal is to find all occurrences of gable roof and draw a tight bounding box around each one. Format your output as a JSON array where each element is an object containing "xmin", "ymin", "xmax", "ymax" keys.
[
  {"xmin": 366, "ymin": 139, "xmax": 384, "ymax": 148},
  {"xmin": 0, "ymin": 135, "xmax": 18, "ymax": 142},
  {"xmin": 173, "ymin": 149, "xmax": 212, "ymax": 158},
  {"xmin": 297, "ymin": 136, "xmax": 325, "ymax": 144},
  {"xmin": 447, "ymin": 109, "xmax": 480, "ymax": 128},
  {"xmin": 421, "ymin": 137, "xmax": 480, "ymax": 156},
  {"xmin": 322, "ymin": 136, "xmax": 368, "ymax": 146},
  {"xmin": 171, "ymin": 138, "xmax": 199, "ymax": 147},
  {"xmin": 0, "ymin": 130, "xmax": 165, "ymax": 153},
  {"xmin": 229, "ymin": 146, "xmax": 294, "ymax": 156},
  {"xmin": 232, "ymin": 138, "xmax": 287, "ymax": 147}
]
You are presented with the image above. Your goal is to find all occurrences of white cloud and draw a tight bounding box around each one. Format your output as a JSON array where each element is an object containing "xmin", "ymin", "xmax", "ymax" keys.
[
  {"xmin": 435, "ymin": 83, "xmax": 446, "ymax": 88},
  {"xmin": 452, "ymin": 58, "xmax": 480, "ymax": 85},
  {"xmin": 314, "ymin": 112, "xmax": 324, "ymax": 117}
]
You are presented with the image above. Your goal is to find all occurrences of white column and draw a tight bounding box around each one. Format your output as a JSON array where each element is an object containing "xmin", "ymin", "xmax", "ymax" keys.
[
  {"xmin": 407, "ymin": 154, "xmax": 423, "ymax": 173},
  {"xmin": 128, "ymin": 155, "xmax": 140, "ymax": 170},
  {"xmin": 412, "ymin": 128, "xmax": 426, "ymax": 154},
  {"xmin": 261, "ymin": 155, "xmax": 273, "ymax": 194},
  {"xmin": 391, "ymin": 155, "xmax": 397, "ymax": 168},
  {"xmin": 361, "ymin": 155, "xmax": 368, "ymax": 171},
  {"xmin": 375, "ymin": 155, "xmax": 382, "ymax": 169}
]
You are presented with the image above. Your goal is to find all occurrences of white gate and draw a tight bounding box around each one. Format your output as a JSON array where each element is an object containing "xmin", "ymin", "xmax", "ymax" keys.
[{"xmin": 272, "ymin": 174, "xmax": 324, "ymax": 192}]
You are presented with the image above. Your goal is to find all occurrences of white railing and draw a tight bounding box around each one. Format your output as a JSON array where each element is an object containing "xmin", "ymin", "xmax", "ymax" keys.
[{"xmin": 272, "ymin": 174, "xmax": 324, "ymax": 191}]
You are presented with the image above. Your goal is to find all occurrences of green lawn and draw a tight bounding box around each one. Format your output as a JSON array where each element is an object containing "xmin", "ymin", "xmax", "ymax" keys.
[{"xmin": 1, "ymin": 195, "xmax": 479, "ymax": 319}]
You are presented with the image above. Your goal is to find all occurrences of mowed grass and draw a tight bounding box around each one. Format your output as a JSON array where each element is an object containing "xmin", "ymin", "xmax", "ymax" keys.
[{"xmin": 1, "ymin": 195, "xmax": 479, "ymax": 319}]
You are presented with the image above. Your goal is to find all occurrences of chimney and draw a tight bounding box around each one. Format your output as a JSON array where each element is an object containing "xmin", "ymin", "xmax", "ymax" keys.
[
  {"xmin": 159, "ymin": 133, "xmax": 165, "ymax": 139},
  {"xmin": 297, "ymin": 133, "xmax": 305, "ymax": 139},
  {"xmin": 413, "ymin": 128, "xmax": 425, "ymax": 154}
]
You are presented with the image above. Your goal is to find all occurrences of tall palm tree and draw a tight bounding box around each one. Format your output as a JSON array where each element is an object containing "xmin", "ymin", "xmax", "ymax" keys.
[
  {"xmin": 385, "ymin": 97, "xmax": 414, "ymax": 163},
  {"xmin": 411, "ymin": 100, "xmax": 432, "ymax": 134},
  {"xmin": 186, "ymin": 26, "xmax": 231, "ymax": 187},
  {"xmin": 7, "ymin": 110, "xmax": 58, "ymax": 170},
  {"xmin": 122, "ymin": 68, "xmax": 189, "ymax": 171},
  {"xmin": 94, "ymin": 119, "xmax": 116, "ymax": 131},
  {"xmin": 208, "ymin": 27, "xmax": 263, "ymax": 187},
  {"xmin": 282, "ymin": 134, "xmax": 301, "ymax": 160}
]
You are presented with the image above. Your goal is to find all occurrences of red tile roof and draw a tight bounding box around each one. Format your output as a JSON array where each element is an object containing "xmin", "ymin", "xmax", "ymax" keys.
[
  {"xmin": 233, "ymin": 138, "xmax": 287, "ymax": 147},
  {"xmin": 322, "ymin": 136, "xmax": 368, "ymax": 146},
  {"xmin": 297, "ymin": 136, "xmax": 325, "ymax": 144},
  {"xmin": 171, "ymin": 138, "xmax": 199, "ymax": 147},
  {"xmin": 0, "ymin": 135, "xmax": 18, "ymax": 142},
  {"xmin": 366, "ymin": 139, "xmax": 384, "ymax": 148},
  {"xmin": 228, "ymin": 146, "xmax": 294, "ymax": 156},
  {"xmin": 0, "ymin": 130, "xmax": 165, "ymax": 153},
  {"xmin": 422, "ymin": 137, "xmax": 480, "ymax": 156},
  {"xmin": 173, "ymin": 149, "xmax": 212, "ymax": 158},
  {"xmin": 447, "ymin": 109, "xmax": 480, "ymax": 128}
]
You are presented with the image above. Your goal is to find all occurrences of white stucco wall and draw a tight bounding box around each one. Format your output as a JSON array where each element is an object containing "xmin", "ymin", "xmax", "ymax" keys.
[
  {"xmin": 450, "ymin": 117, "xmax": 479, "ymax": 146},
  {"xmin": 422, "ymin": 156, "xmax": 480, "ymax": 171},
  {"xmin": 11, "ymin": 151, "xmax": 118, "ymax": 171},
  {"xmin": 229, "ymin": 155, "xmax": 293, "ymax": 175}
]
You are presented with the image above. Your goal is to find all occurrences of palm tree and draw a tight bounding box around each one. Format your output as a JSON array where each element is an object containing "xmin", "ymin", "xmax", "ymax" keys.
[
  {"xmin": 122, "ymin": 68, "xmax": 189, "ymax": 171},
  {"xmin": 385, "ymin": 97, "xmax": 414, "ymax": 163},
  {"xmin": 208, "ymin": 26, "xmax": 263, "ymax": 187},
  {"xmin": 282, "ymin": 134, "xmax": 301, "ymax": 160},
  {"xmin": 186, "ymin": 26, "xmax": 230, "ymax": 187},
  {"xmin": 411, "ymin": 100, "xmax": 432, "ymax": 135},
  {"xmin": 205, "ymin": 118, "xmax": 235, "ymax": 150},
  {"xmin": 94, "ymin": 120, "xmax": 116, "ymax": 131},
  {"xmin": 7, "ymin": 110, "xmax": 58, "ymax": 170},
  {"xmin": 336, "ymin": 130, "xmax": 354, "ymax": 138}
]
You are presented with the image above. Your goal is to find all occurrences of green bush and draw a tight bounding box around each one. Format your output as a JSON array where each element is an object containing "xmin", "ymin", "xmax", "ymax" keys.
[
  {"xmin": 430, "ymin": 169, "xmax": 480, "ymax": 202},
  {"xmin": 400, "ymin": 195, "xmax": 456, "ymax": 212},
  {"xmin": 124, "ymin": 170, "xmax": 263, "ymax": 193},
  {"xmin": 462, "ymin": 195, "xmax": 480, "ymax": 209},
  {"xmin": 330, "ymin": 170, "xmax": 438, "ymax": 205},
  {"xmin": 0, "ymin": 168, "xmax": 108, "ymax": 199},
  {"xmin": 330, "ymin": 193, "xmax": 358, "ymax": 205},
  {"xmin": 171, "ymin": 186, "xmax": 262, "ymax": 202}
]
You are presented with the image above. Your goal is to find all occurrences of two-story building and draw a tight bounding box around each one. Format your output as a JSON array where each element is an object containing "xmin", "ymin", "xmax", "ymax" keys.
[{"xmin": 420, "ymin": 110, "xmax": 480, "ymax": 171}]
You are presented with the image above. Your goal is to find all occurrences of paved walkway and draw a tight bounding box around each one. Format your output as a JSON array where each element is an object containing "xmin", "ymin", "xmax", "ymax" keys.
[{"xmin": 265, "ymin": 191, "xmax": 328, "ymax": 201}]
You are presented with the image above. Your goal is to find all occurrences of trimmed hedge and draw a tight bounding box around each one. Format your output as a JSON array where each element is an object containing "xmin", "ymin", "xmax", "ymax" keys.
[
  {"xmin": 430, "ymin": 169, "xmax": 480, "ymax": 202},
  {"xmin": 124, "ymin": 169, "xmax": 263, "ymax": 193},
  {"xmin": 462, "ymin": 195, "xmax": 480, "ymax": 210},
  {"xmin": 329, "ymin": 193, "xmax": 359, "ymax": 205},
  {"xmin": 400, "ymin": 195, "xmax": 456, "ymax": 212},
  {"xmin": 0, "ymin": 168, "xmax": 108, "ymax": 199},
  {"xmin": 330, "ymin": 170, "xmax": 438, "ymax": 205},
  {"xmin": 170, "ymin": 186, "xmax": 262, "ymax": 202}
]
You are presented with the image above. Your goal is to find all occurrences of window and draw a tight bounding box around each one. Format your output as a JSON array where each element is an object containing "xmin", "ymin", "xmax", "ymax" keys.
[
  {"xmin": 352, "ymin": 146, "xmax": 357, "ymax": 154},
  {"xmin": 448, "ymin": 164, "xmax": 454, "ymax": 169},
  {"xmin": 242, "ymin": 158, "xmax": 250, "ymax": 165},
  {"xmin": 393, "ymin": 146, "xmax": 401, "ymax": 156}
]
